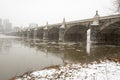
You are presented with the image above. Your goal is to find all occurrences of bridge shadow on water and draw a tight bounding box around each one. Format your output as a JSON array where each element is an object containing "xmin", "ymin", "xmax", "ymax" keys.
[{"xmin": 22, "ymin": 38, "xmax": 120, "ymax": 64}]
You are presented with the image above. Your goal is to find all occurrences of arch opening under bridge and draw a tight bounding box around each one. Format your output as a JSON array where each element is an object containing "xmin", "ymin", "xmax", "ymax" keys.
[
  {"xmin": 99, "ymin": 21, "xmax": 120, "ymax": 45},
  {"xmin": 64, "ymin": 25, "xmax": 88, "ymax": 42},
  {"xmin": 37, "ymin": 28, "xmax": 44, "ymax": 39},
  {"xmin": 48, "ymin": 27, "xmax": 59, "ymax": 42}
]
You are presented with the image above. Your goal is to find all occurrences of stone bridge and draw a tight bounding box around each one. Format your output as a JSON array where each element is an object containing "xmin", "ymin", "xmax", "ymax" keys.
[{"xmin": 11, "ymin": 11, "xmax": 120, "ymax": 45}]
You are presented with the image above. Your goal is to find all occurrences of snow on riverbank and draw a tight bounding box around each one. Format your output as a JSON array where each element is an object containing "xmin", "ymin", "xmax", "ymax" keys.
[{"xmin": 15, "ymin": 60, "xmax": 120, "ymax": 80}]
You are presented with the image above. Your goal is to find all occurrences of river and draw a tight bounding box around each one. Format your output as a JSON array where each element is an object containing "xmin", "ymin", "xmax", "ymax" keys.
[{"xmin": 0, "ymin": 35, "xmax": 120, "ymax": 80}]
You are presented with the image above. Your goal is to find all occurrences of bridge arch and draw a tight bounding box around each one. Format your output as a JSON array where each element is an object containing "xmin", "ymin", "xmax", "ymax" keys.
[
  {"xmin": 100, "ymin": 19, "xmax": 120, "ymax": 31},
  {"xmin": 64, "ymin": 25, "xmax": 88, "ymax": 42},
  {"xmin": 48, "ymin": 27, "xmax": 59, "ymax": 41},
  {"xmin": 100, "ymin": 20, "xmax": 120, "ymax": 45}
]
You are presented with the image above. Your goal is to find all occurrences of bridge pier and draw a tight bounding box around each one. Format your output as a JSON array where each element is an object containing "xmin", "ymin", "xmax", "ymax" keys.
[
  {"xmin": 59, "ymin": 18, "xmax": 66, "ymax": 42},
  {"xmin": 43, "ymin": 22, "xmax": 48, "ymax": 42},
  {"xmin": 59, "ymin": 27, "xmax": 65, "ymax": 42},
  {"xmin": 27, "ymin": 29, "xmax": 30, "ymax": 39},
  {"xmin": 33, "ymin": 28, "xmax": 37, "ymax": 40},
  {"xmin": 90, "ymin": 25, "xmax": 100, "ymax": 42},
  {"xmin": 90, "ymin": 11, "xmax": 100, "ymax": 43}
]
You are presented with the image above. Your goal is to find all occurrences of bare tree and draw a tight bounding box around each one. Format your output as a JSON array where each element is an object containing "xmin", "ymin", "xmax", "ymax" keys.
[{"xmin": 115, "ymin": 0, "xmax": 120, "ymax": 12}]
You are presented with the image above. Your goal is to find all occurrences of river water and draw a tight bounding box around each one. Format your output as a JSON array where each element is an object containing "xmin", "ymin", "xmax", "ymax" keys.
[{"xmin": 0, "ymin": 35, "xmax": 120, "ymax": 80}]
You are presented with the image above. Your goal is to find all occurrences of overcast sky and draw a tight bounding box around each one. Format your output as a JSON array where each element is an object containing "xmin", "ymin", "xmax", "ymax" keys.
[{"xmin": 0, "ymin": 0, "xmax": 114, "ymax": 27}]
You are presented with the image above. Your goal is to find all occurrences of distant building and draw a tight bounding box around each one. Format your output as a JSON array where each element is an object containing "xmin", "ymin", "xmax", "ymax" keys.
[
  {"xmin": 0, "ymin": 18, "xmax": 2, "ymax": 25},
  {"xmin": 0, "ymin": 18, "xmax": 2, "ymax": 32},
  {"xmin": 13, "ymin": 26, "xmax": 20, "ymax": 32},
  {"xmin": 0, "ymin": 18, "xmax": 3, "ymax": 33},
  {"xmin": 3, "ymin": 19, "xmax": 12, "ymax": 33}
]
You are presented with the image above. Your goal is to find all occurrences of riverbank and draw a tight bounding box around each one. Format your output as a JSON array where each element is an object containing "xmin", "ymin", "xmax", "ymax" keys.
[{"xmin": 11, "ymin": 58, "xmax": 120, "ymax": 80}]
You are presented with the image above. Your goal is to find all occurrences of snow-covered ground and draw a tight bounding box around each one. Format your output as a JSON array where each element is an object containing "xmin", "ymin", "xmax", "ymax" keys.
[{"xmin": 15, "ymin": 60, "xmax": 120, "ymax": 80}]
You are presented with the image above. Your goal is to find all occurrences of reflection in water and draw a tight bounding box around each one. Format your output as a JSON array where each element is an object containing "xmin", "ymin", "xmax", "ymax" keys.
[
  {"xmin": 0, "ymin": 39, "xmax": 12, "ymax": 54},
  {"xmin": 86, "ymin": 42, "xmax": 91, "ymax": 55},
  {"xmin": 0, "ymin": 38, "xmax": 63, "ymax": 80},
  {"xmin": 0, "ymin": 35, "xmax": 120, "ymax": 80},
  {"xmin": 86, "ymin": 29, "xmax": 91, "ymax": 54}
]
